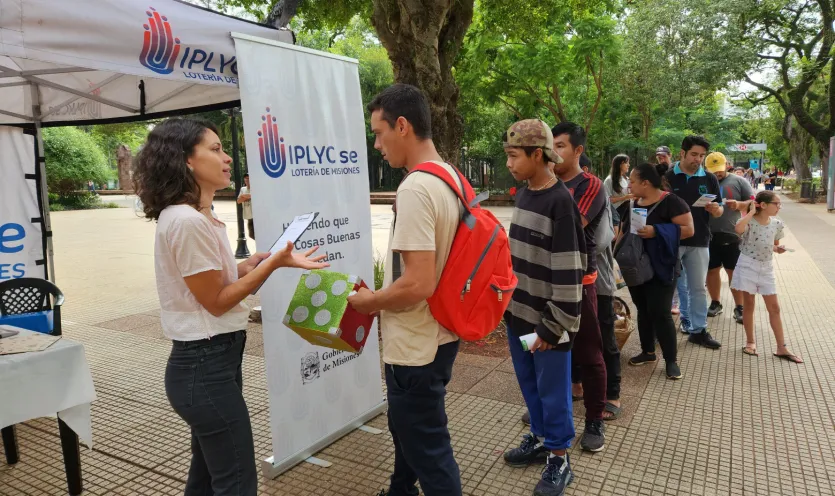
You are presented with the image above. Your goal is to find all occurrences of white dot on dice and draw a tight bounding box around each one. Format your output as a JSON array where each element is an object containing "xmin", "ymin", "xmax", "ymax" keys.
[
  {"xmin": 314, "ymin": 309, "xmax": 331, "ymax": 326},
  {"xmin": 311, "ymin": 291, "xmax": 327, "ymax": 307},
  {"xmin": 292, "ymin": 306, "xmax": 309, "ymax": 323},
  {"xmin": 331, "ymin": 280, "xmax": 348, "ymax": 296},
  {"xmin": 356, "ymin": 326, "xmax": 365, "ymax": 343},
  {"xmin": 305, "ymin": 273, "xmax": 322, "ymax": 289}
]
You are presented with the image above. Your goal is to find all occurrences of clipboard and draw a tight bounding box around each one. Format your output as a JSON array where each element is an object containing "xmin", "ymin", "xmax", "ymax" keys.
[{"xmin": 251, "ymin": 212, "xmax": 319, "ymax": 294}]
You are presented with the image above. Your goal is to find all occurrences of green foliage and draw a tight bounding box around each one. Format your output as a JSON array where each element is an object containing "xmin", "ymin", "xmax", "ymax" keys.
[
  {"xmin": 50, "ymin": 192, "xmax": 102, "ymax": 211},
  {"xmin": 457, "ymin": 0, "xmax": 619, "ymax": 132},
  {"xmin": 87, "ymin": 122, "xmax": 149, "ymax": 156},
  {"xmin": 43, "ymin": 127, "xmax": 111, "ymax": 196},
  {"xmin": 218, "ymin": 0, "xmax": 370, "ymax": 32},
  {"xmin": 373, "ymin": 252, "xmax": 385, "ymax": 291}
]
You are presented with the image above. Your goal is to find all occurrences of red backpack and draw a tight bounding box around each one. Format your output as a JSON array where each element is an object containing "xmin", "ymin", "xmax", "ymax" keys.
[{"xmin": 393, "ymin": 162, "xmax": 517, "ymax": 341}]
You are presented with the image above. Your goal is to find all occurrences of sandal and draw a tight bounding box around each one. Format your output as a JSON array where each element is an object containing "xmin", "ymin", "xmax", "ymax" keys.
[
  {"xmin": 774, "ymin": 352, "xmax": 803, "ymax": 364},
  {"xmin": 603, "ymin": 401, "xmax": 622, "ymax": 421},
  {"xmin": 742, "ymin": 344, "xmax": 758, "ymax": 356}
]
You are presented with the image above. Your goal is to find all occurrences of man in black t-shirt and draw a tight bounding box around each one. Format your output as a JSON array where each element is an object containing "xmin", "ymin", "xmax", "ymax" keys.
[
  {"xmin": 665, "ymin": 136, "xmax": 724, "ymax": 350},
  {"xmin": 551, "ymin": 122, "xmax": 608, "ymax": 453}
]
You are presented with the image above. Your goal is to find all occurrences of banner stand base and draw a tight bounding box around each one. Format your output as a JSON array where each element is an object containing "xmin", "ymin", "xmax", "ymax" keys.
[
  {"xmin": 303, "ymin": 456, "xmax": 332, "ymax": 468},
  {"xmin": 261, "ymin": 400, "xmax": 387, "ymax": 479},
  {"xmin": 357, "ymin": 425, "xmax": 383, "ymax": 435}
]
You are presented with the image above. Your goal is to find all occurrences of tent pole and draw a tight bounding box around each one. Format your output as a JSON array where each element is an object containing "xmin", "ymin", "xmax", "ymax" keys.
[
  {"xmin": 31, "ymin": 84, "xmax": 55, "ymax": 282},
  {"xmin": 230, "ymin": 107, "xmax": 250, "ymax": 259}
]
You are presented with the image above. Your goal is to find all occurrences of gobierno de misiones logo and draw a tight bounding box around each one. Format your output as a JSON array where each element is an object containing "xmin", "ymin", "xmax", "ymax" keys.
[
  {"xmin": 139, "ymin": 6, "xmax": 238, "ymax": 84},
  {"xmin": 257, "ymin": 107, "xmax": 362, "ymax": 179}
]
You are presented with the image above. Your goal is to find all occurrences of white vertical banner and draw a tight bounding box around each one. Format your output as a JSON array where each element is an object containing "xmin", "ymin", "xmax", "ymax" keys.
[
  {"xmin": 232, "ymin": 34, "xmax": 385, "ymax": 477},
  {"xmin": 0, "ymin": 126, "xmax": 45, "ymax": 281}
]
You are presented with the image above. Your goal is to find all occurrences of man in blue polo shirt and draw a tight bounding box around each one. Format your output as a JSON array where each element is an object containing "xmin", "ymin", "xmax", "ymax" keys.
[{"xmin": 665, "ymin": 136, "xmax": 724, "ymax": 349}]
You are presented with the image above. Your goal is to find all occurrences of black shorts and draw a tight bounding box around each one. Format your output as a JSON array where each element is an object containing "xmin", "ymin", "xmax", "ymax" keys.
[{"xmin": 709, "ymin": 238, "xmax": 741, "ymax": 270}]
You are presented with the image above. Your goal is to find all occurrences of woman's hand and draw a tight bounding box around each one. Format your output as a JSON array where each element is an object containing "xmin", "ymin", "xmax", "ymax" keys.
[
  {"xmin": 637, "ymin": 225, "xmax": 656, "ymax": 239},
  {"xmin": 268, "ymin": 242, "xmax": 330, "ymax": 271},
  {"xmin": 774, "ymin": 245, "xmax": 787, "ymax": 254},
  {"xmin": 238, "ymin": 252, "xmax": 271, "ymax": 278}
]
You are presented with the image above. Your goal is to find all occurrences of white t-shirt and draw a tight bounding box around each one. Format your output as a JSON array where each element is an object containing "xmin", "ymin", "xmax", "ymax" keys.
[
  {"xmin": 603, "ymin": 175, "xmax": 630, "ymax": 208},
  {"xmin": 740, "ymin": 217, "xmax": 784, "ymax": 263},
  {"xmin": 154, "ymin": 205, "xmax": 249, "ymax": 341},
  {"xmin": 238, "ymin": 186, "xmax": 253, "ymax": 220}
]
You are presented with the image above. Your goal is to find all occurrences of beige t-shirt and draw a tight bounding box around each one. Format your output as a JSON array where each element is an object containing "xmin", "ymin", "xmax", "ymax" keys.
[{"xmin": 381, "ymin": 161, "xmax": 460, "ymax": 366}]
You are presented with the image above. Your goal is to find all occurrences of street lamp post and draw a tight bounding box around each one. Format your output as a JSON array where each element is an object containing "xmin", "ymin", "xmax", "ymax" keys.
[{"xmin": 229, "ymin": 107, "xmax": 251, "ymax": 259}]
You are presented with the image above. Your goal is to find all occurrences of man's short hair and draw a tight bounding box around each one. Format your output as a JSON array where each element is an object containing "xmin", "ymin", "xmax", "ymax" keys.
[
  {"xmin": 367, "ymin": 84, "xmax": 432, "ymax": 140},
  {"xmin": 681, "ymin": 135, "xmax": 710, "ymax": 153},
  {"xmin": 551, "ymin": 122, "xmax": 586, "ymax": 149},
  {"xmin": 243, "ymin": 173, "xmax": 249, "ymax": 178}
]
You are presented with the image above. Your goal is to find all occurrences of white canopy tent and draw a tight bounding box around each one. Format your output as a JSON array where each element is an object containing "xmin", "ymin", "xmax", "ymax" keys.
[{"xmin": 0, "ymin": 0, "xmax": 293, "ymax": 281}]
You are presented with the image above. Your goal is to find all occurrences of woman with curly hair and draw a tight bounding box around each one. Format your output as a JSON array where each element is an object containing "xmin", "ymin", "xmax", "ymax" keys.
[{"xmin": 133, "ymin": 118, "xmax": 328, "ymax": 495}]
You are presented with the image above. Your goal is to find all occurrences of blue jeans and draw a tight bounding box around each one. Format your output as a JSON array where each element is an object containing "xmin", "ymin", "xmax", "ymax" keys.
[
  {"xmin": 507, "ymin": 329, "xmax": 574, "ymax": 451},
  {"xmin": 677, "ymin": 246, "xmax": 710, "ymax": 333},
  {"xmin": 385, "ymin": 341, "xmax": 461, "ymax": 496},
  {"xmin": 165, "ymin": 330, "xmax": 256, "ymax": 496}
]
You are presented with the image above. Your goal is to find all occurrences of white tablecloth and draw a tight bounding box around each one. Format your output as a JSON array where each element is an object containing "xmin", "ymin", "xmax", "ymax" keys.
[{"xmin": 0, "ymin": 327, "xmax": 97, "ymax": 447}]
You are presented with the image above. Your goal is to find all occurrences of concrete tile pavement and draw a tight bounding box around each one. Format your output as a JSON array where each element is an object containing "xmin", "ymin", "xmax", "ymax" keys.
[{"xmin": 2, "ymin": 195, "xmax": 835, "ymax": 495}]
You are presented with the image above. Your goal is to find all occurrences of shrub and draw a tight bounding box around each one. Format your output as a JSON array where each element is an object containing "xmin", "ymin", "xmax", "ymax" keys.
[
  {"xmin": 43, "ymin": 127, "xmax": 110, "ymax": 196},
  {"xmin": 103, "ymin": 202, "xmax": 122, "ymax": 209},
  {"xmin": 373, "ymin": 253, "xmax": 385, "ymax": 290},
  {"xmin": 49, "ymin": 204, "xmax": 65, "ymax": 212}
]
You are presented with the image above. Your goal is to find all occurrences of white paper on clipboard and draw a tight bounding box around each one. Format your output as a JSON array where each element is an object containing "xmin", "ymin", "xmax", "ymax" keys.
[{"xmin": 251, "ymin": 212, "xmax": 319, "ymax": 294}]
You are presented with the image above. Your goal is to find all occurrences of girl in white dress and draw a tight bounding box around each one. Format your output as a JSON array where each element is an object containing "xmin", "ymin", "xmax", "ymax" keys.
[{"xmin": 731, "ymin": 191, "xmax": 802, "ymax": 363}]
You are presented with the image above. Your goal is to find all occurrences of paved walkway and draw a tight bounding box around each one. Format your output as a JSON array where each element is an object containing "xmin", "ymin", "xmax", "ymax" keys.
[{"xmin": 2, "ymin": 197, "xmax": 834, "ymax": 495}]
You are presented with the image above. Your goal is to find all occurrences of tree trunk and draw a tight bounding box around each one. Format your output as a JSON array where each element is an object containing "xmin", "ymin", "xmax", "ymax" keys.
[
  {"xmin": 784, "ymin": 114, "xmax": 813, "ymax": 182},
  {"xmin": 117, "ymin": 145, "xmax": 133, "ymax": 192},
  {"xmin": 820, "ymin": 142, "xmax": 829, "ymax": 196},
  {"xmin": 371, "ymin": 0, "xmax": 474, "ymax": 166}
]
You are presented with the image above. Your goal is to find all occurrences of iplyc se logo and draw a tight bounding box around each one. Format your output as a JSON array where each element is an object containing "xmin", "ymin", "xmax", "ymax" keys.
[
  {"xmin": 139, "ymin": 7, "xmax": 180, "ymax": 75},
  {"xmin": 258, "ymin": 108, "xmax": 287, "ymax": 178}
]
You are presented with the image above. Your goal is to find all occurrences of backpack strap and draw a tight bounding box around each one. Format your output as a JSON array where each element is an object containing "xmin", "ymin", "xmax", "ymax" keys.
[
  {"xmin": 646, "ymin": 192, "xmax": 669, "ymax": 218},
  {"xmin": 391, "ymin": 162, "xmax": 482, "ymax": 282},
  {"xmin": 410, "ymin": 162, "xmax": 478, "ymax": 213}
]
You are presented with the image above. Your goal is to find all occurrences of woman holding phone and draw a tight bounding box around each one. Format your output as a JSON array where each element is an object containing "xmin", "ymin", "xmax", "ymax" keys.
[{"xmin": 133, "ymin": 118, "xmax": 329, "ymax": 495}]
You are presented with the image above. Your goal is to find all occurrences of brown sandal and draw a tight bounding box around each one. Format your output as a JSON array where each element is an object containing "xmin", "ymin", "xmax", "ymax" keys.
[
  {"xmin": 742, "ymin": 344, "xmax": 758, "ymax": 356},
  {"xmin": 774, "ymin": 352, "xmax": 803, "ymax": 364}
]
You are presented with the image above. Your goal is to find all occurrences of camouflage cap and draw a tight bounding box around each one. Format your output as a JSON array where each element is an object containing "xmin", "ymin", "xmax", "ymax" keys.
[{"xmin": 503, "ymin": 119, "xmax": 564, "ymax": 164}]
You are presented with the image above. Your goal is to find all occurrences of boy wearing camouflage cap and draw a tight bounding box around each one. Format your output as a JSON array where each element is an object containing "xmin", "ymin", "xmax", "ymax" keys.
[{"xmin": 501, "ymin": 119, "xmax": 587, "ymax": 496}]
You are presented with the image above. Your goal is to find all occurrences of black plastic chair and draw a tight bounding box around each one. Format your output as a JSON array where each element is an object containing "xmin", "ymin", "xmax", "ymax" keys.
[
  {"xmin": 0, "ymin": 278, "xmax": 81, "ymax": 494},
  {"xmin": 0, "ymin": 277, "xmax": 64, "ymax": 336}
]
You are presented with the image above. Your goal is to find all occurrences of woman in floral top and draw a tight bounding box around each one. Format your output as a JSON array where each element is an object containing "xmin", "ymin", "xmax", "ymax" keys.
[{"xmin": 731, "ymin": 191, "xmax": 802, "ymax": 363}]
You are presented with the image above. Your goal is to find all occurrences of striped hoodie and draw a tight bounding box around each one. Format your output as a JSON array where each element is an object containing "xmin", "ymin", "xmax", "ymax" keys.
[{"xmin": 504, "ymin": 181, "xmax": 588, "ymax": 348}]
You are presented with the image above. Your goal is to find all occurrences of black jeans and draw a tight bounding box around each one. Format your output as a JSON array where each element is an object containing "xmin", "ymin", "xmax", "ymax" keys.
[
  {"xmin": 385, "ymin": 341, "xmax": 462, "ymax": 496},
  {"xmin": 597, "ymin": 294, "xmax": 621, "ymax": 400},
  {"xmin": 573, "ymin": 293, "xmax": 621, "ymax": 401},
  {"xmin": 165, "ymin": 330, "xmax": 256, "ymax": 496},
  {"xmin": 628, "ymin": 279, "xmax": 678, "ymax": 363}
]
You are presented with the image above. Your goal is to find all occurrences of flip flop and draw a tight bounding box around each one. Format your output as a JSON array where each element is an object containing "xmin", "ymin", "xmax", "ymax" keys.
[
  {"xmin": 742, "ymin": 346, "xmax": 759, "ymax": 356},
  {"xmin": 603, "ymin": 402, "xmax": 622, "ymax": 421},
  {"xmin": 774, "ymin": 353, "xmax": 803, "ymax": 364},
  {"xmin": 572, "ymin": 394, "xmax": 583, "ymax": 401}
]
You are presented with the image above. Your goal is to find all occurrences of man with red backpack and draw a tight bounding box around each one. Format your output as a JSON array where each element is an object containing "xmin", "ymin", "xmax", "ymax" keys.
[
  {"xmin": 501, "ymin": 119, "xmax": 587, "ymax": 496},
  {"xmin": 347, "ymin": 84, "xmax": 463, "ymax": 496}
]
